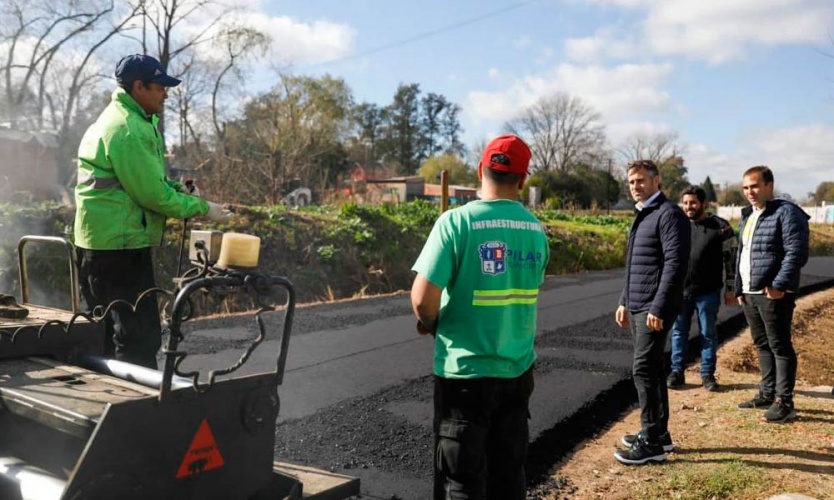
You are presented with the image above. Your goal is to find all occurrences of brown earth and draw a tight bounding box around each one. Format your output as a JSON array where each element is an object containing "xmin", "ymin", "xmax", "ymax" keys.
[{"xmin": 544, "ymin": 289, "xmax": 834, "ymax": 500}]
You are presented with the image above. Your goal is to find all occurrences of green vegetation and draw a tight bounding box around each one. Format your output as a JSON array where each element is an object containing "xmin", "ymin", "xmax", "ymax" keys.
[
  {"xmin": 632, "ymin": 460, "xmax": 763, "ymax": 500},
  {"xmin": 1, "ymin": 202, "xmax": 832, "ymax": 311}
]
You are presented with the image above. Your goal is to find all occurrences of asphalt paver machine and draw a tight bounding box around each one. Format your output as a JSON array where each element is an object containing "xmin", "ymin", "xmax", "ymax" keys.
[{"xmin": 0, "ymin": 234, "xmax": 359, "ymax": 500}]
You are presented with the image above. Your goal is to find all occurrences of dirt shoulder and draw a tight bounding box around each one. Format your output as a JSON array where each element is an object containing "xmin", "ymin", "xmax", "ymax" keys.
[{"xmin": 546, "ymin": 289, "xmax": 834, "ymax": 500}]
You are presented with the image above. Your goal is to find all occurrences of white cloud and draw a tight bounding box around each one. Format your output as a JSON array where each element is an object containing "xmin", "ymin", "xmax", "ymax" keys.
[
  {"xmin": 557, "ymin": 63, "xmax": 673, "ymax": 119},
  {"xmin": 487, "ymin": 68, "xmax": 500, "ymax": 79},
  {"xmin": 647, "ymin": 0, "xmax": 834, "ymax": 63},
  {"xmin": 576, "ymin": 0, "xmax": 834, "ymax": 64},
  {"xmin": 565, "ymin": 30, "xmax": 640, "ymax": 62},
  {"xmin": 607, "ymin": 120, "xmax": 675, "ymax": 145},
  {"xmin": 584, "ymin": 0, "xmax": 652, "ymax": 7},
  {"xmin": 256, "ymin": 15, "xmax": 355, "ymax": 65},
  {"xmin": 465, "ymin": 62, "xmax": 674, "ymax": 130},
  {"xmin": 179, "ymin": 4, "xmax": 355, "ymax": 66},
  {"xmin": 686, "ymin": 124, "xmax": 834, "ymax": 198},
  {"xmin": 535, "ymin": 46, "xmax": 556, "ymax": 65},
  {"xmin": 513, "ymin": 35, "xmax": 532, "ymax": 49}
]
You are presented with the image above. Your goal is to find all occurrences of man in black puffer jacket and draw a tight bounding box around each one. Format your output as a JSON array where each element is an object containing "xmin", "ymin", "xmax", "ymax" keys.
[
  {"xmin": 614, "ymin": 160, "xmax": 690, "ymax": 465},
  {"xmin": 667, "ymin": 185, "xmax": 737, "ymax": 393},
  {"xmin": 735, "ymin": 166, "xmax": 809, "ymax": 423}
]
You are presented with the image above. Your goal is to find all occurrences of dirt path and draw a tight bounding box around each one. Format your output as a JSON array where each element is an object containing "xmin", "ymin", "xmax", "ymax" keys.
[{"xmin": 545, "ymin": 289, "xmax": 834, "ymax": 500}]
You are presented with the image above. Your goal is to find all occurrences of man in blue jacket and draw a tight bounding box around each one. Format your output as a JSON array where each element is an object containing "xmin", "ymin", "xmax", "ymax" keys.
[
  {"xmin": 735, "ymin": 166, "xmax": 809, "ymax": 423},
  {"xmin": 614, "ymin": 160, "xmax": 690, "ymax": 465}
]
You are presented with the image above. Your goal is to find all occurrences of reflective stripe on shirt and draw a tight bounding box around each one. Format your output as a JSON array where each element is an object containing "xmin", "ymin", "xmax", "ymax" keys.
[
  {"xmin": 472, "ymin": 288, "xmax": 539, "ymax": 306},
  {"xmin": 77, "ymin": 175, "xmax": 123, "ymax": 190}
]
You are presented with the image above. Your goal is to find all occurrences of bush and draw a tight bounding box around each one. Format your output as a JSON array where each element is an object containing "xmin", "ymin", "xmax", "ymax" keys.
[{"xmin": 3, "ymin": 202, "xmax": 830, "ymax": 316}]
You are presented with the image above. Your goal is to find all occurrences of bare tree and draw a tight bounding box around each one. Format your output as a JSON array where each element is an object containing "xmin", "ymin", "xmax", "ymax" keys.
[
  {"xmin": 0, "ymin": 0, "xmax": 120, "ymax": 129},
  {"xmin": 208, "ymin": 25, "xmax": 268, "ymax": 156},
  {"xmin": 616, "ymin": 131, "xmax": 684, "ymax": 163},
  {"xmin": 466, "ymin": 137, "xmax": 489, "ymax": 169},
  {"xmin": 131, "ymin": 0, "xmax": 242, "ymax": 137},
  {"xmin": 223, "ymin": 74, "xmax": 354, "ymax": 204},
  {"xmin": 167, "ymin": 51, "xmax": 212, "ymax": 154},
  {"xmin": 504, "ymin": 92, "xmax": 606, "ymax": 172}
]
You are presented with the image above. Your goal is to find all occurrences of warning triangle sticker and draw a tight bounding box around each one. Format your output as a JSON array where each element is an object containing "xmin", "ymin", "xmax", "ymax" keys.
[{"xmin": 176, "ymin": 418, "xmax": 225, "ymax": 479}]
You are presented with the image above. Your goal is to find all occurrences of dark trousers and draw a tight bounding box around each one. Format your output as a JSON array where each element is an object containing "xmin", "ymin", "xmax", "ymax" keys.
[
  {"xmin": 742, "ymin": 293, "xmax": 797, "ymax": 399},
  {"xmin": 77, "ymin": 248, "xmax": 162, "ymax": 369},
  {"xmin": 433, "ymin": 366, "xmax": 534, "ymax": 500},
  {"xmin": 629, "ymin": 310, "xmax": 671, "ymax": 442}
]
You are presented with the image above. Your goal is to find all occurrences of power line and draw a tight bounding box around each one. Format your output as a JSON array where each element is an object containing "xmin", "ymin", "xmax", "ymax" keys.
[{"xmin": 303, "ymin": 0, "xmax": 540, "ymax": 68}]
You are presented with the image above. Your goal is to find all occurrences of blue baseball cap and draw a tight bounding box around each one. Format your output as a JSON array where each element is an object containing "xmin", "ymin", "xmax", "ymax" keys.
[{"xmin": 115, "ymin": 54, "xmax": 181, "ymax": 87}]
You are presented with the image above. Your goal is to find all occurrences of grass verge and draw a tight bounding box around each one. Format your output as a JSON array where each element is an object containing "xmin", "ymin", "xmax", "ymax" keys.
[{"xmin": 546, "ymin": 288, "xmax": 834, "ymax": 500}]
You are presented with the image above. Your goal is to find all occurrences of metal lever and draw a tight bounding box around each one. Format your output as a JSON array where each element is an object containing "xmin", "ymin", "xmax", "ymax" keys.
[{"xmin": 159, "ymin": 271, "xmax": 296, "ymax": 401}]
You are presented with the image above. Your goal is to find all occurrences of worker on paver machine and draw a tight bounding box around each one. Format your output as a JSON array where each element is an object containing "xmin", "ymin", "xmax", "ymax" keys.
[
  {"xmin": 0, "ymin": 54, "xmax": 357, "ymax": 500},
  {"xmin": 0, "ymin": 231, "xmax": 358, "ymax": 500}
]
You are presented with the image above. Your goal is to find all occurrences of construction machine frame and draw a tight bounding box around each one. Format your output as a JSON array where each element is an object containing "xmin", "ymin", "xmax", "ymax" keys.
[{"xmin": 0, "ymin": 235, "xmax": 358, "ymax": 500}]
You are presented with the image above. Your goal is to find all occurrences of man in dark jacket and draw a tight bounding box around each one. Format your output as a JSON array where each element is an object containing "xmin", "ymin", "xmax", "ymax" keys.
[
  {"xmin": 667, "ymin": 185, "xmax": 737, "ymax": 392},
  {"xmin": 614, "ymin": 160, "xmax": 690, "ymax": 465},
  {"xmin": 735, "ymin": 166, "xmax": 809, "ymax": 423}
]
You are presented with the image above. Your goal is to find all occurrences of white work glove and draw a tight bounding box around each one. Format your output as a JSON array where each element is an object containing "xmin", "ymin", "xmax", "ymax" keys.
[
  {"xmin": 179, "ymin": 180, "xmax": 200, "ymax": 197},
  {"xmin": 206, "ymin": 202, "xmax": 233, "ymax": 221}
]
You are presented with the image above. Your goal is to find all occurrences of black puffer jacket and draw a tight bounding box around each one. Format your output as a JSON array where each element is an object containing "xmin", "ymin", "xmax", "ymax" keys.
[
  {"xmin": 619, "ymin": 192, "xmax": 690, "ymax": 321},
  {"xmin": 734, "ymin": 199, "xmax": 810, "ymax": 295}
]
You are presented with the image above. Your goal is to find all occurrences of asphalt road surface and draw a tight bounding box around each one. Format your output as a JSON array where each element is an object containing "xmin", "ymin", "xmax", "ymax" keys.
[{"xmin": 179, "ymin": 257, "xmax": 834, "ymax": 500}]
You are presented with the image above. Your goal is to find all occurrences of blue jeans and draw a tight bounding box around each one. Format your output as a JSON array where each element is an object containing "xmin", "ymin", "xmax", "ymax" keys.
[{"xmin": 670, "ymin": 291, "xmax": 720, "ymax": 377}]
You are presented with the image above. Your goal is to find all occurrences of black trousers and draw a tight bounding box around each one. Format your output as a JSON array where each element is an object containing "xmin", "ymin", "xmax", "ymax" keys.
[
  {"xmin": 433, "ymin": 366, "xmax": 534, "ymax": 500},
  {"xmin": 629, "ymin": 310, "xmax": 671, "ymax": 442},
  {"xmin": 742, "ymin": 293, "xmax": 797, "ymax": 399},
  {"xmin": 77, "ymin": 248, "xmax": 162, "ymax": 369}
]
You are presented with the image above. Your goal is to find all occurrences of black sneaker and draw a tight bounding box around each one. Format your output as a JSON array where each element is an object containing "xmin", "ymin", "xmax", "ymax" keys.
[
  {"xmin": 763, "ymin": 398, "xmax": 796, "ymax": 423},
  {"xmin": 702, "ymin": 375, "xmax": 720, "ymax": 392},
  {"xmin": 621, "ymin": 431, "xmax": 675, "ymax": 452},
  {"xmin": 667, "ymin": 370, "xmax": 684, "ymax": 389},
  {"xmin": 738, "ymin": 392, "xmax": 774, "ymax": 409},
  {"xmin": 614, "ymin": 434, "xmax": 667, "ymax": 465}
]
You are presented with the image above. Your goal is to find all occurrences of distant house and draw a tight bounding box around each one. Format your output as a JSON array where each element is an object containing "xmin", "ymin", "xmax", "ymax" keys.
[
  {"xmin": 365, "ymin": 176, "xmax": 426, "ymax": 203},
  {"xmin": 424, "ymin": 183, "xmax": 478, "ymax": 205},
  {"xmin": 0, "ymin": 129, "xmax": 60, "ymax": 201},
  {"xmin": 364, "ymin": 176, "xmax": 480, "ymax": 206}
]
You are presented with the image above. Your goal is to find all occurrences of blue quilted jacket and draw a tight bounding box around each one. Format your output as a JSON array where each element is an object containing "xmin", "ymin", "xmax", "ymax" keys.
[
  {"xmin": 734, "ymin": 199, "xmax": 809, "ymax": 295},
  {"xmin": 619, "ymin": 192, "xmax": 690, "ymax": 321}
]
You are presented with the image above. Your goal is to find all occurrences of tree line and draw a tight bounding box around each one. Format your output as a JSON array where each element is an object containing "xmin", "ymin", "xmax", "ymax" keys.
[
  {"xmin": 2, "ymin": 0, "xmax": 829, "ymax": 208},
  {"xmin": 0, "ymin": 0, "xmax": 467, "ymax": 205}
]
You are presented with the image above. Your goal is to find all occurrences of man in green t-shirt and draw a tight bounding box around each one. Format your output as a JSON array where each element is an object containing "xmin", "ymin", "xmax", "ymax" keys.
[{"xmin": 411, "ymin": 134, "xmax": 549, "ymax": 500}]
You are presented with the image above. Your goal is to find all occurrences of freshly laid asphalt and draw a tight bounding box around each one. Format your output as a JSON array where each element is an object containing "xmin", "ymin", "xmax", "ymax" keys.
[{"xmin": 179, "ymin": 257, "xmax": 834, "ymax": 500}]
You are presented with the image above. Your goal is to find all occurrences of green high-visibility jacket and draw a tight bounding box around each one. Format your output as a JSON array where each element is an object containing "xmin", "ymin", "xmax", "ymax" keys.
[{"xmin": 74, "ymin": 88, "xmax": 208, "ymax": 250}]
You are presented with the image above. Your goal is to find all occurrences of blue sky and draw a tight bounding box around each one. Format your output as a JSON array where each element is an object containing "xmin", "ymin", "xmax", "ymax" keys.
[{"xmin": 229, "ymin": 0, "xmax": 834, "ymax": 199}]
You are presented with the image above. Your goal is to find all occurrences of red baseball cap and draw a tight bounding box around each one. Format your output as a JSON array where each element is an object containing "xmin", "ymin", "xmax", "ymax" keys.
[{"xmin": 479, "ymin": 134, "xmax": 532, "ymax": 175}]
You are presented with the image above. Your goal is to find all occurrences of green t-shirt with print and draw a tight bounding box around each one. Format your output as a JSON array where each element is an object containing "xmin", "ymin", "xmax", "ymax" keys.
[{"xmin": 412, "ymin": 199, "xmax": 550, "ymax": 379}]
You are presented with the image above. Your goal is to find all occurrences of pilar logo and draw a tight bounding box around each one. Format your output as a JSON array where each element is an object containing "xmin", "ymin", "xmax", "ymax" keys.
[{"xmin": 479, "ymin": 241, "xmax": 506, "ymax": 275}]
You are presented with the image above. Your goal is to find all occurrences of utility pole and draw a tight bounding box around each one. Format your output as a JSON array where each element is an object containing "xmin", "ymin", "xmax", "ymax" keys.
[
  {"xmin": 607, "ymin": 158, "xmax": 612, "ymax": 215},
  {"xmin": 440, "ymin": 170, "xmax": 449, "ymax": 213}
]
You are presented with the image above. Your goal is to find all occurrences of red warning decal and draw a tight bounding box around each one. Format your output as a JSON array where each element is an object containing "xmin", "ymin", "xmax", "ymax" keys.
[{"xmin": 176, "ymin": 418, "xmax": 225, "ymax": 479}]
